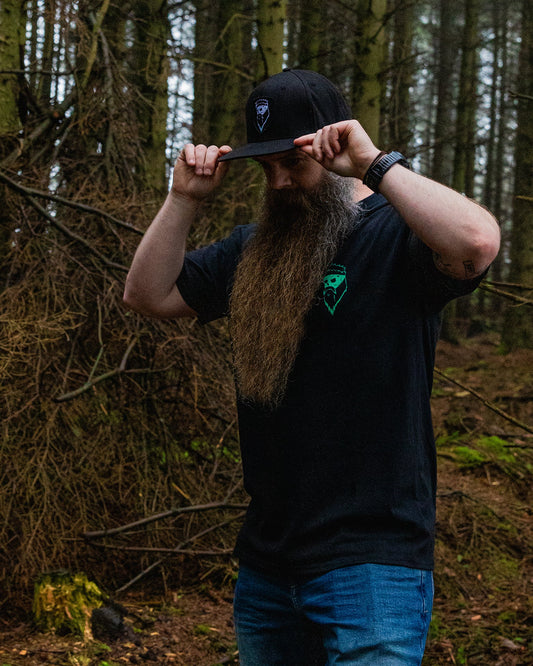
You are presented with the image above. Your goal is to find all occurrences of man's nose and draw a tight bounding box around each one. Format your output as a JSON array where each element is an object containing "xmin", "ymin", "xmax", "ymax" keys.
[{"xmin": 269, "ymin": 166, "xmax": 294, "ymax": 190}]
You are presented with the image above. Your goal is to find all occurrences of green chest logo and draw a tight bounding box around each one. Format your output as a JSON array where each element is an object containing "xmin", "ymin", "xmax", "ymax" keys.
[{"xmin": 322, "ymin": 263, "xmax": 347, "ymax": 315}]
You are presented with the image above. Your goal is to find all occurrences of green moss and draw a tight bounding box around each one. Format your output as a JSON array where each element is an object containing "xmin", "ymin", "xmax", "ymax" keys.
[
  {"xmin": 485, "ymin": 555, "xmax": 519, "ymax": 585},
  {"xmin": 453, "ymin": 446, "xmax": 487, "ymax": 468},
  {"xmin": 498, "ymin": 610, "xmax": 517, "ymax": 624},
  {"xmin": 477, "ymin": 436, "xmax": 515, "ymax": 464},
  {"xmin": 33, "ymin": 571, "xmax": 104, "ymax": 638},
  {"xmin": 194, "ymin": 623, "xmax": 214, "ymax": 636}
]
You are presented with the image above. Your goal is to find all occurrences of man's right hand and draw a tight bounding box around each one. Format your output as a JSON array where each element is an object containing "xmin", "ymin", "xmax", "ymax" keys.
[{"xmin": 171, "ymin": 143, "xmax": 233, "ymax": 202}]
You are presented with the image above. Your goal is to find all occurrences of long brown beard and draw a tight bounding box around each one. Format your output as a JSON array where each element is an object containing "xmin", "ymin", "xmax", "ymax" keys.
[{"xmin": 229, "ymin": 172, "xmax": 358, "ymax": 408}]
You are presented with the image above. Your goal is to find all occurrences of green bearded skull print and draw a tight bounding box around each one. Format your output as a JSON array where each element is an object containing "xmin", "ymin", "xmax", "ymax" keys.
[{"xmin": 322, "ymin": 263, "xmax": 347, "ymax": 315}]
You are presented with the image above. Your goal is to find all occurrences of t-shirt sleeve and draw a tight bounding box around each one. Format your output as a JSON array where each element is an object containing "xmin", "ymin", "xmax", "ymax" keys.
[
  {"xmin": 176, "ymin": 224, "xmax": 254, "ymax": 324},
  {"xmin": 407, "ymin": 231, "xmax": 489, "ymax": 312}
]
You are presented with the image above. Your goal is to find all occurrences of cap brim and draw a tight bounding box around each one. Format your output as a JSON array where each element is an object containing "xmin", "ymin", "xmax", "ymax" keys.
[{"xmin": 218, "ymin": 138, "xmax": 296, "ymax": 162}]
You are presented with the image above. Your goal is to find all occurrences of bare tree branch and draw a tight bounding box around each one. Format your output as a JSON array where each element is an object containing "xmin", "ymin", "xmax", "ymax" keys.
[
  {"xmin": 478, "ymin": 282, "xmax": 533, "ymax": 307},
  {"xmin": 83, "ymin": 502, "xmax": 249, "ymax": 539},
  {"xmin": 0, "ymin": 92, "xmax": 77, "ymax": 168},
  {"xmin": 483, "ymin": 280, "xmax": 533, "ymax": 291},
  {"xmin": 113, "ymin": 513, "xmax": 246, "ymax": 594},
  {"xmin": 434, "ymin": 367, "xmax": 533, "ymax": 435},
  {"xmin": 0, "ymin": 169, "xmax": 144, "ymax": 235}
]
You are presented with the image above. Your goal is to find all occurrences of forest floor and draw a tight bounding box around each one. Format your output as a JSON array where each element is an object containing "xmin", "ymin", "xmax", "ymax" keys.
[{"xmin": 0, "ymin": 334, "xmax": 532, "ymax": 665}]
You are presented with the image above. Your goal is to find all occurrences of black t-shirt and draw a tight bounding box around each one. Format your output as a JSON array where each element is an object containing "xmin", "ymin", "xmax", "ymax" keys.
[{"xmin": 177, "ymin": 193, "xmax": 484, "ymax": 578}]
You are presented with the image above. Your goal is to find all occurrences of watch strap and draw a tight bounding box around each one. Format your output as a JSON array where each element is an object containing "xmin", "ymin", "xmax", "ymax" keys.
[{"xmin": 363, "ymin": 151, "xmax": 410, "ymax": 192}]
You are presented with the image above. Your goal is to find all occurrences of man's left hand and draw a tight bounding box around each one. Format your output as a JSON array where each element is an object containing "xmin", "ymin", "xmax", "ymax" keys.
[{"xmin": 294, "ymin": 120, "xmax": 380, "ymax": 181}]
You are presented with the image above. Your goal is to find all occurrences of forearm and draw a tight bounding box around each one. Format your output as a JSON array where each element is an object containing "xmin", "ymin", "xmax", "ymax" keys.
[
  {"xmin": 295, "ymin": 121, "xmax": 501, "ymax": 279},
  {"xmin": 378, "ymin": 164, "xmax": 500, "ymax": 279},
  {"xmin": 124, "ymin": 191, "xmax": 199, "ymax": 318}
]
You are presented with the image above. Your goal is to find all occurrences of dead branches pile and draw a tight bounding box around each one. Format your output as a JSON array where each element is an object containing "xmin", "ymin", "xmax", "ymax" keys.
[{"xmin": 0, "ymin": 173, "xmax": 246, "ymax": 613}]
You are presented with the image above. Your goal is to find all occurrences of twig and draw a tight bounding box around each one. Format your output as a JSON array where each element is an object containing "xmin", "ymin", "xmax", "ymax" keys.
[
  {"xmin": 83, "ymin": 501, "xmax": 248, "ymax": 539},
  {"xmin": 0, "ymin": 168, "xmax": 143, "ymax": 235},
  {"xmin": 437, "ymin": 490, "xmax": 507, "ymax": 522},
  {"xmin": 23, "ymin": 195, "xmax": 128, "ymax": 272},
  {"xmin": 0, "ymin": 91, "xmax": 77, "ymax": 168},
  {"xmin": 478, "ymin": 282, "xmax": 533, "ymax": 307},
  {"xmin": 0, "ymin": 69, "xmax": 74, "ymax": 75},
  {"xmin": 114, "ymin": 513, "xmax": 245, "ymax": 594},
  {"xmin": 85, "ymin": 544, "xmax": 234, "ymax": 555},
  {"xmin": 508, "ymin": 90, "xmax": 533, "ymax": 103},
  {"xmin": 434, "ymin": 367, "xmax": 533, "ymax": 435},
  {"xmin": 54, "ymin": 363, "xmax": 173, "ymax": 403},
  {"xmin": 81, "ymin": 0, "xmax": 111, "ymax": 90},
  {"xmin": 483, "ymin": 279, "xmax": 533, "ymax": 291}
]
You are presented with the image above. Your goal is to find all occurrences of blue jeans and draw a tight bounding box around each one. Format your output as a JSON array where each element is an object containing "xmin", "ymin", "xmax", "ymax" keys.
[{"xmin": 233, "ymin": 563, "xmax": 433, "ymax": 665}]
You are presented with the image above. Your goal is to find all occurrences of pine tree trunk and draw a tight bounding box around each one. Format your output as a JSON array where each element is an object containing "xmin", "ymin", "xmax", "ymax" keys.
[
  {"xmin": 192, "ymin": 1, "xmax": 255, "ymax": 235},
  {"xmin": 0, "ymin": 0, "xmax": 24, "ymax": 261},
  {"xmin": 131, "ymin": 0, "xmax": 169, "ymax": 196},
  {"xmin": 37, "ymin": 0, "xmax": 55, "ymax": 107},
  {"xmin": 298, "ymin": 0, "xmax": 322, "ymax": 71},
  {"xmin": 502, "ymin": 0, "xmax": 533, "ymax": 349},
  {"xmin": 0, "ymin": 0, "xmax": 23, "ymax": 139},
  {"xmin": 479, "ymin": 0, "xmax": 504, "ymax": 319},
  {"xmin": 489, "ymin": 1, "xmax": 509, "ymax": 298},
  {"xmin": 452, "ymin": 0, "xmax": 479, "ymax": 198},
  {"xmin": 192, "ymin": 0, "xmax": 217, "ymax": 144},
  {"xmin": 193, "ymin": 1, "xmax": 250, "ymax": 147},
  {"xmin": 388, "ymin": 0, "xmax": 414, "ymax": 155},
  {"xmin": 443, "ymin": 0, "xmax": 480, "ymax": 340},
  {"xmin": 256, "ymin": 0, "xmax": 286, "ymax": 79},
  {"xmin": 351, "ymin": 0, "xmax": 387, "ymax": 145},
  {"xmin": 431, "ymin": 0, "xmax": 459, "ymax": 186}
]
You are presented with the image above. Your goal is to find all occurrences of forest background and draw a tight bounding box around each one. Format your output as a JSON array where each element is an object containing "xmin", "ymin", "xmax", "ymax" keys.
[{"xmin": 0, "ymin": 0, "xmax": 532, "ymax": 661}]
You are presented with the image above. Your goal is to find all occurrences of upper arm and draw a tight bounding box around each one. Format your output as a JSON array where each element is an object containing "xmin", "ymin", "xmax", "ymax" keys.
[{"xmin": 176, "ymin": 225, "xmax": 253, "ymax": 324}]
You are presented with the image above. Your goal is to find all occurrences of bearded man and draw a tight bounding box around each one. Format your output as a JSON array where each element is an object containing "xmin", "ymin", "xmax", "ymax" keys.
[{"xmin": 124, "ymin": 70, "xmax": 500, "ymax": 665}]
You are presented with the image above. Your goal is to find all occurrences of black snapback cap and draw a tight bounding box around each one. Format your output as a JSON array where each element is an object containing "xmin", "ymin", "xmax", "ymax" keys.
[{"xmin": 218, "ymin": 69, "xmax": 351, "ymax": 162}]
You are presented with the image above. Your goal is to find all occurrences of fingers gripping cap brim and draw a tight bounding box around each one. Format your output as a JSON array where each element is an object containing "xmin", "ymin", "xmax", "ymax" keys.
[{"xmin": 218, "ymin": 138, "xmax": 297, "ymax": 162}]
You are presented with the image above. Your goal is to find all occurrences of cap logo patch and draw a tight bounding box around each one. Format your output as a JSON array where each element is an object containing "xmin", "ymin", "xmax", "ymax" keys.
[{"xmin": 255, "ymin": 98, "xmax": 270, "ymax": 133}]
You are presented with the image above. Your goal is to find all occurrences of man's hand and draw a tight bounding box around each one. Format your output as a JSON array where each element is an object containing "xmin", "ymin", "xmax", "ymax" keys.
[
  {"xmin": 294, "ymin": 120, "xmax": 380, "ymax": 181},
  {"xmin": 171, "ymin": 143, "xmax": 233, "ymax": 202}
]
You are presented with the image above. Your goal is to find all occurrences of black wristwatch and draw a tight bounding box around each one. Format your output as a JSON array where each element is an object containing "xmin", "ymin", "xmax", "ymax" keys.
[{"xmin": 363, "ymin": 151, "xmax": 410, "ymax": 193}]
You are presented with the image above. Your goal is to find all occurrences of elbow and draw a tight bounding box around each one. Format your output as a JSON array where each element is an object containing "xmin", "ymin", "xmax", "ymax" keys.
[
  {"xmin": 122, "ymin": 287, "xmax": 135, "ymax": 312},
  {"xmin": 472, "ymin": 220, "xmax": 501, "ymax": 271},
  {"xmin": 123, "ymin": 275, "xmax": 146, "ymax": 314}
]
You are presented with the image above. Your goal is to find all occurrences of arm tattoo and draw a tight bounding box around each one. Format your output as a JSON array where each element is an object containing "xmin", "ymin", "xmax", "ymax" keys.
[
  {"xmin": 433, "ymin": 252, "xmax": 454, "ymax": 275},
  {"xmin": 463, "ymin": 260, "xmax": 477, "ymax": 278},
  {"xmin": 433, "ymin": 252, "xmax": 482, "ymax": 279}
]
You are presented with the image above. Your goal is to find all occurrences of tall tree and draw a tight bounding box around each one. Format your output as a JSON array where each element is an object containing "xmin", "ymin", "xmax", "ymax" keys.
[
  {"xmin": 0, "ymin": 0, "xmax": 25, "ymax": 257},
  {"xmin": 256, "ymin": 0, "xmax": 286, "ymax": 79},
  {"xmin": 37, "ymin": 0, "xmax": 56, "ymax": 108},
  {"xmin": 388, "ymin": 0, "xmax": 415, "ymax": 155},
  {"xmin": 452, "ymin": 0, "xmax": 479, "ymax": 198},
  {"xmin": 351, "ymin": 0, "xmax": 387, "ymax": 144},
  {"xmin": 0, "ymin": 0, "xmax": 24, "ymax": 145},
  {"xmin": 297, "ymin": 0, "xmax": 322, "ymax": 71},
  {"xmin": 431, "ymin": 0, "xmax": 459, "ymax": 186},
  {"xmin": 502, "ymin": 0, "xmax": 533, "ymax": 349},
  {"xmin": 192, "ymin": 1, "xmax": 251, "ymax": 146},
  {"xmin": 131, "ymin": 0, "xmax": 170, "ymax": 195}
]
